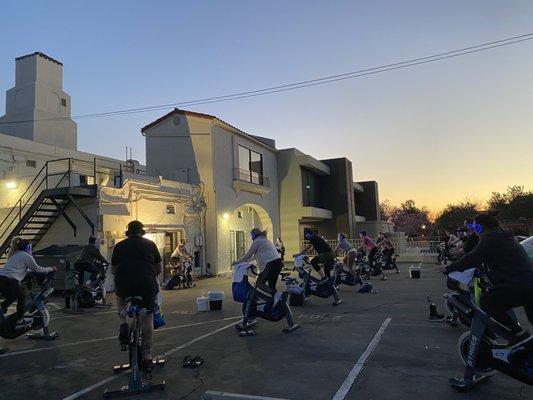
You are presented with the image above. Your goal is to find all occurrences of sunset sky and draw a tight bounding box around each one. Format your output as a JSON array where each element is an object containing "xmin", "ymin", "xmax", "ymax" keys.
[{"xmin": 1, "ymin": 1, "xmax": 532, "ymax": 213}]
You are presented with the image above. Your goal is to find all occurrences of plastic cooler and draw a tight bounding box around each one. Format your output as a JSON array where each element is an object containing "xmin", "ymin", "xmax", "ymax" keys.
[
  {"xmin": 409, "ymin": 265, "xmax": 421, "ymax": 279},
  {"xmin": 208, "ymin": 291, "xmax": 225, "ymax": 310},
  {"xmin": 196, "ymin": 296, "xmax": 209, "ymax": 312}
]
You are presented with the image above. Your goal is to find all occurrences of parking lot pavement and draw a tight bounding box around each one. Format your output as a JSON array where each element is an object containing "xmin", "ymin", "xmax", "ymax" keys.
[{"xmin": 1, "ymin": 263, "xmax": 532, "ymax": 400}]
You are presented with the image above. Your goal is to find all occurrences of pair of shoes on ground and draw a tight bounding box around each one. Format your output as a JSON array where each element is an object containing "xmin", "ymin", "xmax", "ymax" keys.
[{"xmin": 182, "ymin": 355, "xmax": 204, "ymax": 368}]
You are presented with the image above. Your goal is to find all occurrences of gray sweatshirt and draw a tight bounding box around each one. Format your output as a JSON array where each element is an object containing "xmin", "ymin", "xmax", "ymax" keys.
[
  {"xmin": 0, "ymin": 251, "xmax": 54, "ymax": 282},
  {"xmin": 234, "ymin": 236, "xmax": 281, "ymax": 272}
]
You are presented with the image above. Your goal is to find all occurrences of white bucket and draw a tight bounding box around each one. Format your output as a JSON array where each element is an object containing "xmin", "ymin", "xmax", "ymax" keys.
[{"xmin": 196, "ymin": 296, "xmax": 209, "ymax": 312}]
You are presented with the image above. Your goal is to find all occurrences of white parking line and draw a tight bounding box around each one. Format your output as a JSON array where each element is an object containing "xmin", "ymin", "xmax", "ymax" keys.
[
  {"xmin": 0, "ymin": 316, "xmax": 241, "ymax": 358},
  {"xmin": 332, "ymin": 318, "xmax": 391, "ymax": 400},
  {"xmin": 62, "ymin": 321, "xmax": 237, "ymax": 400}
]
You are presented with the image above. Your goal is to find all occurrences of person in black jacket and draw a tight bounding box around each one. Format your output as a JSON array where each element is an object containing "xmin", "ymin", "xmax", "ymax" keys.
[
  {"xmin": 74, "ymin": 236, "xmax": 107, "ymax": 286},
  {"xmin": 445, "ymin": 213, "xmax": 533, "ymax": 338}
]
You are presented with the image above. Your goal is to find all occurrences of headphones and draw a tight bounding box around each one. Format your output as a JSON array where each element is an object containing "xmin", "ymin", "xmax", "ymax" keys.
[
  {"xmin": 304, "ymin": 229, "xmax": 313, "ymax": 240},
  {"xmin": 250, "ymin": 230, "xmax": 258, "ymax": 241},
  {"xmin": 125, "ymin": 221, "xmax": 146, "ymax": 237},
  {"xmin": 468, "ymin": 223, "xmax": 483, "ymax": 234},
  {"xmin": 24, "ymin": 242, "xmax": 32, "ymax": 254},
  {"xmin": 338, "ymin": 233, "xmax": 346, "ymax": 241}
]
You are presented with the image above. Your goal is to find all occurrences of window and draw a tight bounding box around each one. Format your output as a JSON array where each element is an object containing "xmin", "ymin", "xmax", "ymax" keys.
[
  {"xmin": 301, "ymin": 167, "xmax": 323, "ymax": 208},
  {"xmin": 61, "ymin": 98, "xmax": 67, "ymax": 107},
  {"xmin": 237, "ymin": 211, "xmax": 243, "ymax": 219},
  {"xmin": 26, "ymin": 160, "xmax": 36, "ymax": 168},
  {"xmin": 238, "ymin": 145, "xmax": 264, "ymax": 184},
  {"xmin": 166, "ymin": 205, "xmax": 175, "ymax": 214}
]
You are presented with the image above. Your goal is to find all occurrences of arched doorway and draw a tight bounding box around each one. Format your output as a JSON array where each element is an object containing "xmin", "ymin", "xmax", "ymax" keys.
[{"xmin": 222, "ymin": 203, "xmax": 274, "ymax": 266}]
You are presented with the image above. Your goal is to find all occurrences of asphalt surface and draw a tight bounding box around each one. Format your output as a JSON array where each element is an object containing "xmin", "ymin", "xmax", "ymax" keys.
[{"xmin": 1, "ymin": 263, "xmax": 532, "ymax": 400}]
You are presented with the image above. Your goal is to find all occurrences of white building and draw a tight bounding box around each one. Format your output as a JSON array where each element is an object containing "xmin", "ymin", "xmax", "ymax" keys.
[
  {"xmin": 142, "ymin": 109, "xmax": 279, "ymax": 275},
  {"xmin": 0, "ymin": 53, "xmax": 205, "ymax": 280}
]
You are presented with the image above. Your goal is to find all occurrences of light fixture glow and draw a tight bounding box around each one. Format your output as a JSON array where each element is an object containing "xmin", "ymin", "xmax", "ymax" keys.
[
  {"xmin": 6, "ymin": 181, "xmax": 17, "ymax": 189},
  {"xmin": 222, "ymin": 212, "xmax": 230, "ymax": 220}
]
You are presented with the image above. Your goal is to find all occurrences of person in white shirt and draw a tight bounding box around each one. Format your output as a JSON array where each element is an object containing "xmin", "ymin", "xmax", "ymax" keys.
[
  {"xmin": 232, "ymin": 228, "xmax": 283, "ymax": 291},
  {"xmin": 0, "ymin": 238, "xmax": 56, "ymax": 328}
]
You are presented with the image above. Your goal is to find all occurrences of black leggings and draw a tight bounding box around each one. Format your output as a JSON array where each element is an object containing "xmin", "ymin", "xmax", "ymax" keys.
[
  {"xmin": 257, "ymin": 258, "xmax": 284, "ymax": 291},
  {"xmin": 74, "ymin": 261, "xmax": 99, "ymax": 286},
  {"xmin": 368, "ymin": 247, "xmax": 378, "ymax": 266},
  {"xmin": 480, "ymin": 276, "xmax": 533, "ymax": 333},
  {"xmin": 0, "ymin": 276, "xmax": 26, "ymax": 319}
]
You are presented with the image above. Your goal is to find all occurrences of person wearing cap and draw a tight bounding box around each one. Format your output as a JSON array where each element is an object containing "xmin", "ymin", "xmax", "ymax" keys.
[
  {"xmin": 111, "ymin": 220, "xmax": 162, "ymax": 373},
  {"xmin": 74, "ymin": 236, "xmax": 107, "ymax": 286},
  {"xmin": 232, "ymin": 228, "xmax": 283, "ymax": 291}
]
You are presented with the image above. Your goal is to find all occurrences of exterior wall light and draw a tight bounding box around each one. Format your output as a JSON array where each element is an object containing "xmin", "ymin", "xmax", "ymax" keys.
[
  {"xmin": 222, "ymin": 212, "xmax": 230, "ymax": 220},
  {"xmin": 6, "ymin": 181, "xmax": 17, "ymax": 189}
]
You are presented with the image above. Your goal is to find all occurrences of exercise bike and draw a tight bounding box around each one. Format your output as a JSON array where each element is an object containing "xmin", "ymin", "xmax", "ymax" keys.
[
  {"xmin": 449, "ymin": 269, "xmax": 533, "ymax": 391},
  {"xmin": 64, "ymin": 260, "xmax": 111, "ymax": 312},
  {"xmin": 0, "ymin": 271, "xmax": 59, "ymax": 341},
  {"xmin": 332, "ymin": 259, "xmax": 364, "ymax": 287},
  {"xmin": 376, "ymin": 249, "xmax": 399, "ymax": 273},
  {"xmin": 163, "ymin": 257, "xmax": 195, "ymax": 290},
  {"xmin": 233, "ymin": 263, "xmax": 301, "ymax": 336},
  {"xmin": 104, "ymin": 296, "xmax": 165, "ymax": 398},
  {"xmin": 293, "ymin": 255, "xmax": 342, "ymax": 306}
]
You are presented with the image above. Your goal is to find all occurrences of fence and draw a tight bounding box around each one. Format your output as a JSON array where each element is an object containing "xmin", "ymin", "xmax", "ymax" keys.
[{"xmin": 300, "ymin": 235, "xmax": 443, "ymax": 256}]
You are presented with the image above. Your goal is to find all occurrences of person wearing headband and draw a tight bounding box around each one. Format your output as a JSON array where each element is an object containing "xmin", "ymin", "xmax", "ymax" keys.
[
  {"xmin": 0, "ymin": 238, "xmax": 56, "ymax": 329},
  {"xmin": 111, "ymin": 220, "xmax": 162, "ymax": 373}
]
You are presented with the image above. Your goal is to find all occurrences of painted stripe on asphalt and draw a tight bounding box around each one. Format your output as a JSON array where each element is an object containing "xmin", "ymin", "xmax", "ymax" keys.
[
  {"xmin": 62, "ymin": 321, "xmax": 237, "ymax": 400},
  {"xmin": 0, "ymin": 316, "xmax": 241, "ymax": 358},
  {"xmin": 332, "ymin": 317, "xmax": 391, "ymax": 400}
]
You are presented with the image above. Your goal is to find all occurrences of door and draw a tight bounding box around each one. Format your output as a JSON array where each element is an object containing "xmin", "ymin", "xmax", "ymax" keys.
[{"xmin": 236, "ymin": 231, "xmax": 246, "ymax": 260}]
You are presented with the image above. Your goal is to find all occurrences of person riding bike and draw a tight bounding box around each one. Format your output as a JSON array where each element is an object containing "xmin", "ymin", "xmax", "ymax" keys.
[
  {"xmin": 0, "ymin": 238, "xmax": 56, "ymax": 329},
  {"xmin": 74, "ymin": 236, "xmax": 107, "ymax": 287},
  {"xmin": 358, "ymin": 231, "xmax": 386, "ymax": 280},
  {"xmin": 445, "ymin": 213, "xmax": 533, "ymax": 341},
  {"xmin": 378, "ymin": 233, "xmax": 396, "ymax": 270},
  {"xmin": 460, "ymin": 218, "xmax": 479, "ymax": 255},
  {"xmin": 112, "ymin": 221, "xmax": 162, "ymax": 373},
  {"xmin": 294, "ymin": 228, "xmax": 335, "ymax": 279},
  {"xmin": 232, "ymin": 228, "xmax": 283, "ymax": 291},
  {"xmin": 334, "ymin": 233, "xmax": 358, "ymax": 280}
]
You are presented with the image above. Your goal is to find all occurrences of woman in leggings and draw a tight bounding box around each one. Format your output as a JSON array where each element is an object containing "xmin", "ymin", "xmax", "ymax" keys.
[
  {"xmin": 358, "ymin": 231, "xmax": 386, "ymax": 280},
  {"xmin": 334, "ymin": 233, "xmax": 359, "ymax": 280},
  {"xmin": 0, "ymin": 238, "xmax": 56, "ymax": 328}
]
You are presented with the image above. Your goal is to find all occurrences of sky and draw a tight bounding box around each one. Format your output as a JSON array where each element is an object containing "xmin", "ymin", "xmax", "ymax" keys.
[{"xmin": 1, "ymin": 1, "xmax": 532, "ymax": 213}]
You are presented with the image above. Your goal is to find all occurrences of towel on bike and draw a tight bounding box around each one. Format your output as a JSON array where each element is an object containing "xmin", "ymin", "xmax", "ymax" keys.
[{"xmin": 232, "ymin": 263, "xmax": 250, "ymax": 303}]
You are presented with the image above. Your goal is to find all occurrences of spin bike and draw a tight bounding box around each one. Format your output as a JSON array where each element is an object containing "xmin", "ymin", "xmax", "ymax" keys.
[
  {"xmin": 449, "ymin": 269, "xmax": 533, "ymax": 391},
  {"xmin": 235, "ymin": 263, "xmax": 301, "ymax": 336},
  {"xmin": 0, "ymin": 271, "xmax": 59, "ymax": 341},
  {"xmin": 64, "ymin": 260, "xmax": 111, "ymax": 312},
  {"xmin": 104, "ymin": 296, "xmax": 165, "ymax": 399},
  {"xmin": 332, "ymin": 259, "xmax": 364, "ymax": 288},
  {"xmin": 293, "ymin": 255, "xmax": 342, "ymax": 306},
  {"xmin": 163, "ymin": 257, "xmax": 195, "ymax": 290}
]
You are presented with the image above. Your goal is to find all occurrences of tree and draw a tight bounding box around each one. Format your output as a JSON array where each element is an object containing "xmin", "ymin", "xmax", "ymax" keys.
[
  {"xmin": 379, "ymin": 200, "xmax": 394, "ymax": 222},
  {"xmin": 434, "ymin": 201, "xmax": 480, "ymax": 231},
  {"xmin": 488, "ymin": 186, "xmax": 533, "ymax": 220},
  {"xmin": 388, "ymin": 199, "xmax": 431, "ymax": 237}
]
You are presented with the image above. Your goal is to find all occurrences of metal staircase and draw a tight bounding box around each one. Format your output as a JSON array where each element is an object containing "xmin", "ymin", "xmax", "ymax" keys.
[{"xmin": 0, "ymin": 158, "xmax": 108, "ymax": 263}]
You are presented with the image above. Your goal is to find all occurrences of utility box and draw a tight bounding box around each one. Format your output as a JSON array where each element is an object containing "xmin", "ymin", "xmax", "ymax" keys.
[{"xmin": 33, "ymin": 245, "xmax": 84, "ymax": 291}]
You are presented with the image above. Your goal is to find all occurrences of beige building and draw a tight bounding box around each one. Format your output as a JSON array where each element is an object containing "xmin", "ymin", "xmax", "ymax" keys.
[{"xmin": 142, "ymin": 109, "xmax": 280, "ymax": 275}]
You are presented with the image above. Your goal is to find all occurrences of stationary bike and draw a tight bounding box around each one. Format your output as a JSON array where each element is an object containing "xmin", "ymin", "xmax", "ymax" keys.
[
  {"xmin": 163, "ymin": 257, "xmax": 195, "ymax": 290},
  {"xmin": 332, "ymin": 259, "xmax": 364, "ymax": 287},
  {"xmin": 0, "ymin": 271, "xmax": 58, "ymax": 341},
  {"xmin": 449, "ymin": 269, "xmax": 533, "ymax": 391},
  {"xmin": 293, "ymin": 255, "xmax": 342, "ymax": 306},
  {"xmin": 64, "ymin": 260, "xmax": 111, "ymax": 312},
  {"xmin": 377, "ymin": 249, "xmax": 399, "ymax": 273},
  {"xmin": 234, "ymin": 263, "xmax": 301, "ymax": 336},
  {"xmin": 104, "ymin": 296, "xmax": 165, "ymax": 398}
]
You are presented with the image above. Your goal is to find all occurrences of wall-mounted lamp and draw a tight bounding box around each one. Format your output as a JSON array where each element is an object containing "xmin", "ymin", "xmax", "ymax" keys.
[
  {"xmin": 222, "ymin": 212, "xmax": 230, "ymax": 220},
  {"xmin": 6, "ymin": 181, "xmax": 17, "ymax": 189}
]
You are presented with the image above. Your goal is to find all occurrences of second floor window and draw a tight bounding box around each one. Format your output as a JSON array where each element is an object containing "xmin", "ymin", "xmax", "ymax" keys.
[{"xmin": 238, "ymin": 145, "xmax": 263, "ymax": 184}]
